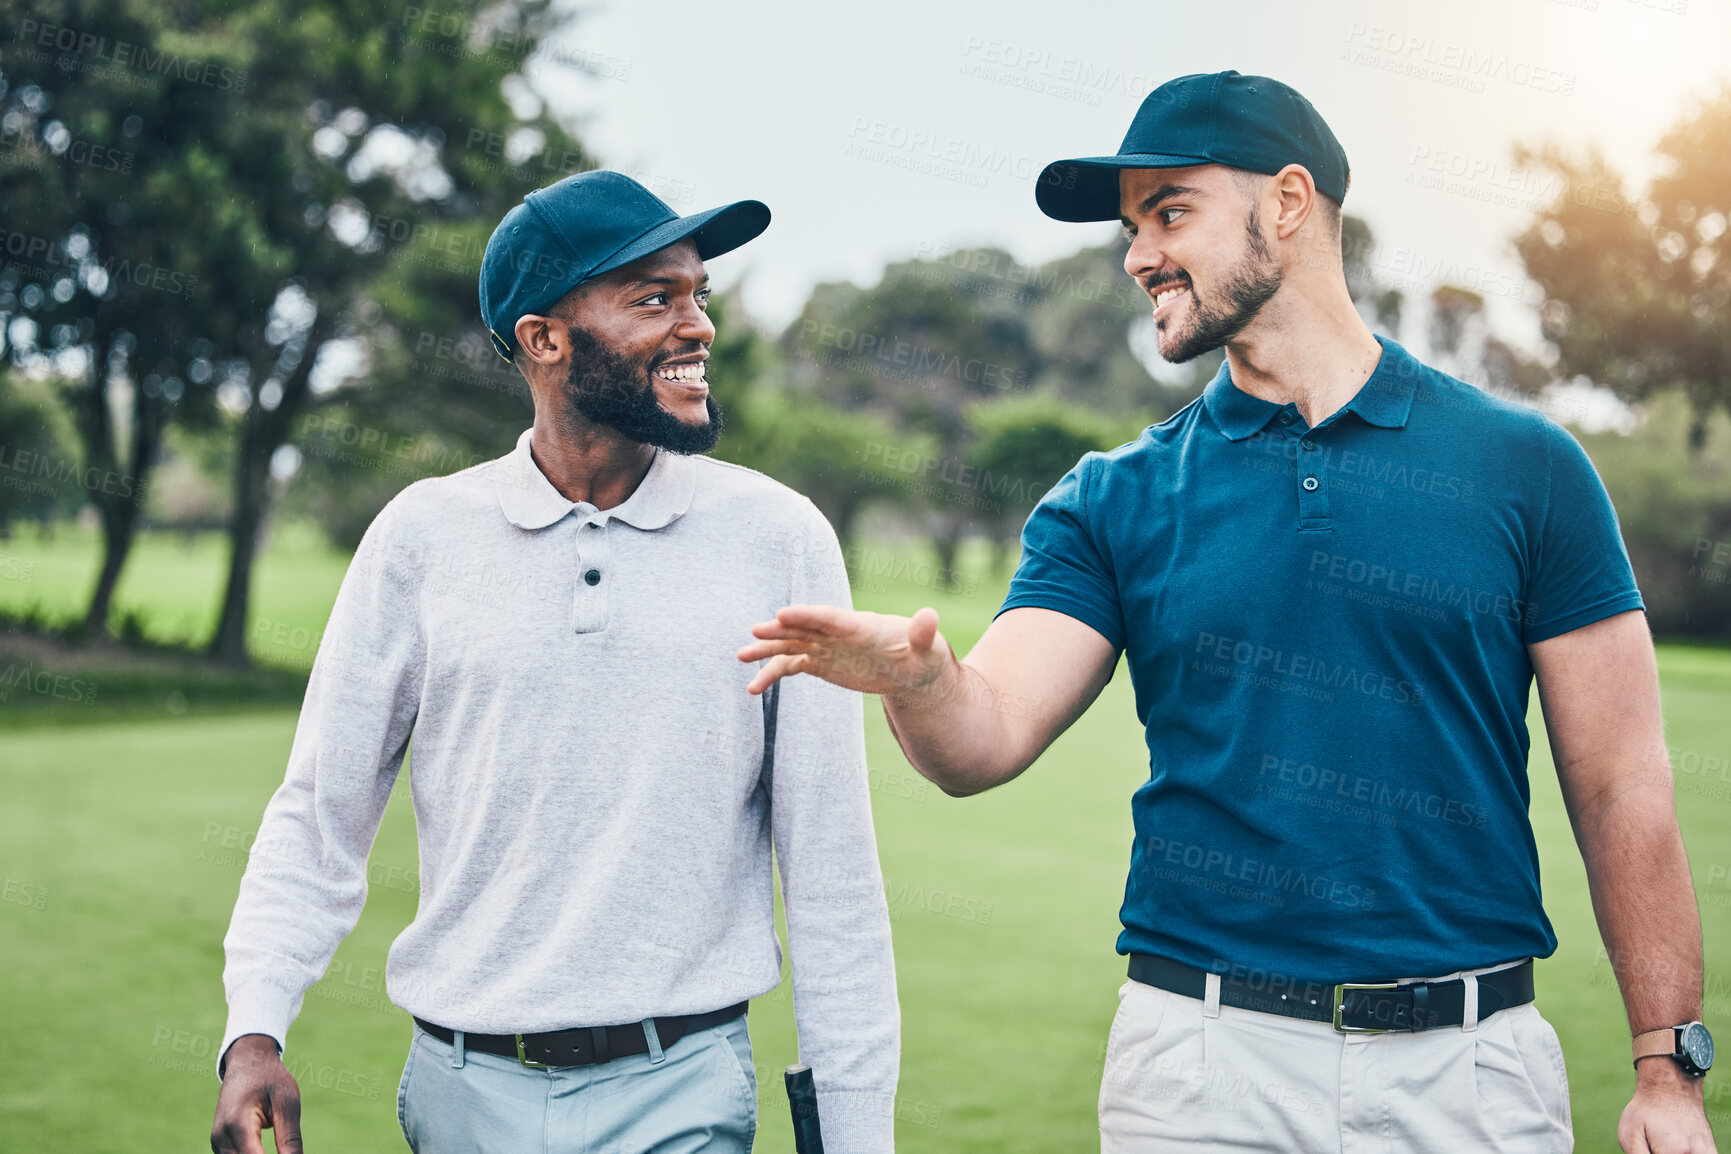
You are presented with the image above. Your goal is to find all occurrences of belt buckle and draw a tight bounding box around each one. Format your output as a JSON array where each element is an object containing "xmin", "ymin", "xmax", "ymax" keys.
[
  {"xmin": 1333, "ymin": 981, "xmax": 1400, "ymax": 1033},
  {"xmin": 515, "ymin": 1034, "xmax": 554, "ymax": 1068}
]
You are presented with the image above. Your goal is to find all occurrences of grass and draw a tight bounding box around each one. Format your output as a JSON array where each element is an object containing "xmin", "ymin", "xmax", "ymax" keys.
[
  {"xmin": 0, "ymin": 526, "xmax": 1727, "ymax": 1151},
  {"xmin": 0, "ymin": 521, "xmax": 350, "ymax": 653},
  {"xmin": 0, "ymin": 522, "xmax": 345, "ymax": 724}
]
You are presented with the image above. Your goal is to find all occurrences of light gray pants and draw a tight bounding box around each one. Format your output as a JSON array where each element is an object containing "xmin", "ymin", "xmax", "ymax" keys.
[
  {"xmin": 398, "ymin": 1016, "xmax": 757, "ymax": 1153},
  {"xmin": 1099, "ymin": 977, "xmax": 1572, "ymax": 1152}
]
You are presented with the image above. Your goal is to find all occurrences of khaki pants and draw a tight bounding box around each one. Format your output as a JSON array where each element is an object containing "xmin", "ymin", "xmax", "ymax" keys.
[{"xmin": 1099, "ymin": 976, "xmax": 1572, "ymax": 1152}]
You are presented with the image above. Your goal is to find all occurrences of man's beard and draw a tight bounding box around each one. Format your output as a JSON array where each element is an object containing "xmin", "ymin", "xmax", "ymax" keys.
[
  {"xmin": 1153, "ymin": 208, "xmax": 1284, "ymax": 364},
  {"xmin": 562, "ymin": 325, "xmax": 724, "ymax": 455}
]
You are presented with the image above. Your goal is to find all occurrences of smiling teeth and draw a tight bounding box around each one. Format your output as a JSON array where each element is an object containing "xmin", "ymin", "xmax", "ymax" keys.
[
  {"xmin": 1154, "ymin": 287, "xmax": 1187, "ymax": 309},
  {"xmin": 656, "ymin": 363, "xmax": 705, "ymax": 382}
]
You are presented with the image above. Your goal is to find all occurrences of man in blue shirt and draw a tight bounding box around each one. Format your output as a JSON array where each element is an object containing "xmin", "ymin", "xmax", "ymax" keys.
[{"xmin": 742, "ymin": 72, "xmax": 1716, "ymax": 1152}]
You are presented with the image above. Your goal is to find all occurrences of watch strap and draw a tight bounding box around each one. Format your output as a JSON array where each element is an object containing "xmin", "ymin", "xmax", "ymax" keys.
[{"xmin": 1632, "ymin": 1026, "xmax": 1679, "ymax": 1066}]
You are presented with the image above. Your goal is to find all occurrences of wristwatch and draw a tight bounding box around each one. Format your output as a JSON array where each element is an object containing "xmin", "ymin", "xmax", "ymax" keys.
[{"xmin": 1632, "ymin": 1021, "xmax": 1714, "ymax": 1076}]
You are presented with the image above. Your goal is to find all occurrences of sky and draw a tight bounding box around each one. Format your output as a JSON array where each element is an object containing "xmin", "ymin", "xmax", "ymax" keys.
[{"xmin": 520, "ymin": 0, "xmax": 1726, "ymax": 360}]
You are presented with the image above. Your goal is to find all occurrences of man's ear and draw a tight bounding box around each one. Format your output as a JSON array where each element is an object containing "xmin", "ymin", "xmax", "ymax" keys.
[
  {"xmin": 1270, "ymin": 164, "xmax": 1317, "ymax": 241},
  {"xmin": 514, "ymin": 312, "xmax": 571, "ymax": 367}
]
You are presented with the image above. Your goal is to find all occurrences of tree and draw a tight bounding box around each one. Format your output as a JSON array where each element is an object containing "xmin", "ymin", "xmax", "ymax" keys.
[
  {"xmin": 783, "ymin": 257, "xmax": 1046, "ymax": 573},
  {"xmin": 0, "ymin": 370, "xmax": 80, "ymax": 534},
  {"xmin": 1, "ymin": 1, "xmax": 229, "ymax": 633},
  {"xmin": 1341, "ymin": 214, "xmax": 1405, "ymax": 336},
  {"xmin": 690, "ymin": 293, "xmax": 906, "ymax": 549},
  {"xmin": 199, "ymin": 1, "xmax": 592, "ymax": 663},
  {"xmin": 2, "ymin": 0, "xmax": 595, "ymax": 661},
  {"xmin": 1574, "ymin": 392, "xmax": 1731, "ymax": 639},
  {"xmin": 1427, "ymin": 284, "xmax": 1486, "ymax": 378},
  {"xmin": 736, "ymin": 386, "xmax": 918, "ymax": 554},
  {"xmin": 1515, "ymin": 83, "xmax": 1731, "ymax": 448},
  {"xmin": 966, "ymin": 396, "xmax": 1130, "ymax": 573}
]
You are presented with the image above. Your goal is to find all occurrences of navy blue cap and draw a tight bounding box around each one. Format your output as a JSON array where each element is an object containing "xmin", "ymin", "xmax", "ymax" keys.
[
  {"xmin": 1036, "ymin": 70, "xmax": 1349, "ymax": 223},
  {"xmin": 480, "ymin": 171, "xmax": 769, "ymax": 361}
]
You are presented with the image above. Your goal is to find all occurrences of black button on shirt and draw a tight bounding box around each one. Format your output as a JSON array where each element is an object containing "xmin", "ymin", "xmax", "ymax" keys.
[{"xmin": 584, "ymin": 569, "xmax": 601, "ymax": 586}]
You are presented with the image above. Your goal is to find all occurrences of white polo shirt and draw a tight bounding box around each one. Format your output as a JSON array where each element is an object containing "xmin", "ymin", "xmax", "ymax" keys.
[{"xmin": 221, "ymin": 429, "xmax": 899, "ymax": 1149}]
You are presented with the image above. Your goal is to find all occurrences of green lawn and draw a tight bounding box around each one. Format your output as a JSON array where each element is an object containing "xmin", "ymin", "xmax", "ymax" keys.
[
  {"xmin": 0, "ymin": 521, "xmax": 351, "ymax": 663},
  {"xmin": 0, "ymin": 527, "xmax": 1727, "ymax": 1151}
]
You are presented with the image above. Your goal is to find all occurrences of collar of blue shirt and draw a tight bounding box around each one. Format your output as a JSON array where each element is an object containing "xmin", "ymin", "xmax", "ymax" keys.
[
  {"xmin": 493, "ymin": 427, "xmax": 697, "ymax": 532},
  {"xmin": 1201, "ymin": 334, "xmax": 1421, "ymax": 441}
]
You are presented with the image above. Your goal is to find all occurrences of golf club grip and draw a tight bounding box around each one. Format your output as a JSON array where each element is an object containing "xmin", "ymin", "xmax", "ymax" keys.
[{"xmin": 785, "ymin": 1064, "xmax": 824, "ymax": 1154}]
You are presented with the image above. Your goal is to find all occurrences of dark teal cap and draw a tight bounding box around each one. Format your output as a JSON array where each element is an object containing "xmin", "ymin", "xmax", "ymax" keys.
[{"xmin": 1036, "ymin": 70, "xmax": 1349, "ymax": 222}]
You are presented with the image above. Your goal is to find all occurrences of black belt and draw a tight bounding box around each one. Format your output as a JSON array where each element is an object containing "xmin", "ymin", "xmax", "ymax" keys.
[
  {"xmin": 413, "ymin": 1002, "xmax": 748, "ymax": 1068},
  {"xmin": 1128, "ymin": 954, "xmax": 1534, "ymax": 1033}
]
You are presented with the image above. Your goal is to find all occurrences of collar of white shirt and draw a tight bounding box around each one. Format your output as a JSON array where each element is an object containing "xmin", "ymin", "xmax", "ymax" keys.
[{"xmin": 494, "ymin": 427, "xmax": 697, "ymax": 532}]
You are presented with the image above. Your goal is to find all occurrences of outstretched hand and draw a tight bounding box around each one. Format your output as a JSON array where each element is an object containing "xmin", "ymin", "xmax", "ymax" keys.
[{"xmin": 738, "ymin": 604, "xmax": 951, "ymax": 697}]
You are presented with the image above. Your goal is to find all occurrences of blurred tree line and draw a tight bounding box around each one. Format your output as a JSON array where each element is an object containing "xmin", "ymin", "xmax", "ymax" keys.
[
  {"xmin": 1513, "ymin": 82, "xmax": 1731, "ymax": 637},
  {"xmin": 2, "ymin": 0, "xmax": 1729, "ymax": 654}
]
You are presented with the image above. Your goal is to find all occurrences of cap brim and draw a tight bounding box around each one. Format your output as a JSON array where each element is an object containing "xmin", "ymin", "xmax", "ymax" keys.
[
  {"xmin": 1036, "ymin": 153, "xmax": 1215, "ymax": 222},
  {"xmin": 588, "ymin": 198, "xmax": 771, "ymax": 281}
]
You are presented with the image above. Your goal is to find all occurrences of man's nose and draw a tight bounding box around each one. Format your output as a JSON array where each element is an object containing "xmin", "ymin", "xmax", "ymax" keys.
[
  {"xmin": 1123, "ymin": 234, "xmax": 1168, "ymax": 285},
  {"xmin": 675, "ymin": 299, "xmax": 716, "ymax": 344}
]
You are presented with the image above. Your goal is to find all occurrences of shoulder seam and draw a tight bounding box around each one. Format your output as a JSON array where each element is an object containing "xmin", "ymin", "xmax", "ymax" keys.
[
  {"xmin": 1532, "ymin": 420, "xmax": 1558, "ymax": 623},
  {"xmin": 1080, "ymin": 452, "xmax": 1094, "ymax": 524},
  {"xmin": 1158, "ymin": 394, "xmax": 1207, "ymax": 431}
]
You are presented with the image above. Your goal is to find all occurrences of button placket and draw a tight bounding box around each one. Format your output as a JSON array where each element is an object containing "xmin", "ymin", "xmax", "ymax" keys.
[
  {"xmin": 1295, "ymin": 433, "xmax": 1332, "ymax": 531},
  {"xmin": 571, "ymin": 520, "xmax": 611, "ymax": 633}
]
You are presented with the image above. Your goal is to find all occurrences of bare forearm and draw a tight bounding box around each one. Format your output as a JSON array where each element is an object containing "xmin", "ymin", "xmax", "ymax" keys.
[
  {"xmin": 1530, "ymin": 614, "xmax": 1716, "ymax": 1149},
  {"xmin": 1580, "ymin": 778, "xmax": 1716, "ymax": 1140},
  {"xmin": 1576, "ymin": 778, "xmax": 1702, "ymax": 1032},
  {"xmin": 744, "ymin": 606, "xmax": 1115, "ymax": 796},
  {"xmin": 882, "ymin": 657, "xmax": 1034, "ymax": 795}
]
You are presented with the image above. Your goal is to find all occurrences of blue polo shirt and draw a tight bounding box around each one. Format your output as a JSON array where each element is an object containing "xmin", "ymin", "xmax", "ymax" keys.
[{"xmin": 1000, "ymin": 336, "xmax": 1645, "ymax": 981}]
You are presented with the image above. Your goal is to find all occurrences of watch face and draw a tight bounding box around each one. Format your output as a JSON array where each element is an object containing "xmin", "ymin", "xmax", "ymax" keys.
[{"xmin": 1681, "ymin": 1022, "xmax": 1714, "ymax": 1075}]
